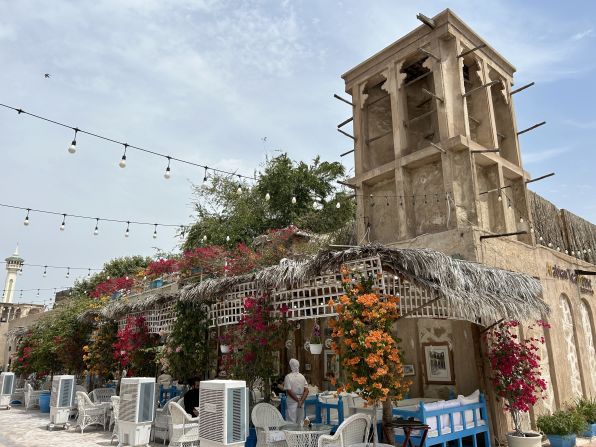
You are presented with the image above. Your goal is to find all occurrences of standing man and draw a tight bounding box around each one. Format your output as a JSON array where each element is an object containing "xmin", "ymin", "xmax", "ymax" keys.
[
  {"xmin": 184, "ymin": 377, "xmax": 201, "ymax": 417},
  {"xmin": 284, "ymin": 359, "xmax": 309, "ymax": 422}
]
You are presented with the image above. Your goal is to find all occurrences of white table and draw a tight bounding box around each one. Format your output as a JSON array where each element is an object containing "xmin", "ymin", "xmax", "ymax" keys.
[{"xmin": 283, "ymin": 423, "xmax": 333, "ymax": 447}]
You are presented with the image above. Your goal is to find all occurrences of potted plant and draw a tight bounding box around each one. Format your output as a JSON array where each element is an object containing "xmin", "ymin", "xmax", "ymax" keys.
[
  {"xmin": 485, "ymin": 320, "xmax": 550, "ymax": 447},
  {"xmin": 219, "ymin": 331, "xmax": 233, "ymax": 354},
  {"xmin": 537, "ymin": 410, "xmax": 587, "ymax": 447},
  {"xmin": 309, "ymin": 323, "xmax": 323, "ymax": 354},
  {"xmin": 575, "ymin": 397, "xmax": 596, "ymax": 438}
]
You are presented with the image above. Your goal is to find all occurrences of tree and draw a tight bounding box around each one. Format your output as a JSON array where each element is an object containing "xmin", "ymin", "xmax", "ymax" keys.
[
  {"xmin": 329, "ymin": 268, "xmax": 409, "ymax": 446},
  {"xmin": 183, "ymin": 154, "xmax": 355, "ymax": 250}
]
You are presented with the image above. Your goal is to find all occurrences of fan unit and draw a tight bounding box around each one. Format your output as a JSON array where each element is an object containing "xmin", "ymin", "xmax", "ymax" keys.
[
  {"xmin": 119, "ymin": 377, "xmax": 156, "ymax": 446},
  {"xmin": 199, "ymin": 380, "xmax": 248, "ymax": 447},
  {"xmin": 0, "ymin": 372, "xmax": 15, "ymax": 410},
  {"xmin": 48, "ymin": 375, "xmax": 75, "ymax": 428}
]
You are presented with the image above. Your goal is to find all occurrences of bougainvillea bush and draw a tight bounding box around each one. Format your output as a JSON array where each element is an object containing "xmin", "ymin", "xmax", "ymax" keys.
[
  {"xmin": 91, "ymin": 276, "xmax": 134, "ymax": 299},
  {"xmin": 145, "ymin": 258, "xmax": 179, "ymax": 279},
  {"xmin": 113, "ymin": 316, "xmax": 159, "ymax": 377},
  {"xmin": 486, "ymin": 320, "xmax": 550, "ymax": 435},
  {"xmin": 328, "ymin": 267, "xmax": 409, "ymax": 443},
  {"xmin": 227, "ymin": 295, "xmax": 290, "ymax": 399}
]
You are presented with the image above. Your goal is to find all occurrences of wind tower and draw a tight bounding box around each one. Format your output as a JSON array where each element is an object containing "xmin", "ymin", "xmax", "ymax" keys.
[
  {"xmin": 3, "ymin": 246, "xmax": 24, "ymax": 304},
  {"xmin": 341, "ymin": 9, "xmax": 537, "ymax": 255}
]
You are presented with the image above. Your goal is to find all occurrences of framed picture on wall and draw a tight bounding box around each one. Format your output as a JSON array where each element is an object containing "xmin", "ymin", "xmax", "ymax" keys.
[
  {"xmin": 403, "ymin": 364, "xmax": 415, "ymax": 376},
  {"xmin": 422, "ymin": 342, "xmax": 454, "ymax": 384},
  {"xmin": 324, "ymin": 350, "xmax": 340, "ymax": 380}
]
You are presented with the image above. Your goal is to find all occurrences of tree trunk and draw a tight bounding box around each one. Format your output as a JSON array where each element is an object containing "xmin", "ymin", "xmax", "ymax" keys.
[{"xmin": 382, "ymin": 399, "xmax": 395, "ymax": 445}]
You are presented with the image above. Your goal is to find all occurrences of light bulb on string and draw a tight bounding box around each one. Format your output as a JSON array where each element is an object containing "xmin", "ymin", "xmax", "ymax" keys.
[
  {"xmin": 265, "ymin": 192, "xmax": 270, "ymax": 201},
  {"xmin": 226, "ymin": 235, "xmax": 230, "ymax": 242},
  {"xmin": 539, "ymin": 236, "xmax": 543, "ymax": 242},
  {"xmin": 237, "ymin": 185, "xmax": 242, "ymax": 194},
  {"xmin": 202, "ymin": 235, "xmax": 207, "ymax": 242},
  {"xmin": 530, "ymin": 226, "xmax": 534, "ymax": 233},
  {"xmin": 43, "ymin": 266, "xmax": 47, "ymax": 278},
  {"xmin": 572, "ymin": 251, "xmax": 575, "ymax": 256},
  {"xmin": 497, "ymin": 193, "xmax": 502, "ymax": 202},
  {"xmin": 87, "ymin": 269, "xmax": 91, "ymax": 278},
  {"xmin": 565, "ymin": 250, "xmax": 569, "ymax": 255},
  {"xmin": 519, "ymin": 217, "xmax": 524, "ymax": 223},
  {"xmin": 291, "ymin": 196, "xmax": 297, "ymax": 204},
  {"xmin": 66, "ymin": 267, "xmax": 70, "ymax": 279},
  {"xmin": 36, "ymin": 289, "xmax": 40, "ymax": 297},
  {"xmin": 119, "ymin": 144, "xmax": 128, "ymax": 168},
  {"xmin": 203, "ymin": 167, "xmax": 208, "ymax": 182},
  {"xmin": 24, "ymin": 208, "xmax": 30, "ymax": 226},
  {"xmin": 164, "ymin": 157, "xmax": 171, "ymax": 179},
  {"xmin": 18, "ymin": 267, "xmax": 23, "ymax": 276},
  {"xmin": 557, "ymin": 247, "xmax": 560, "ymax": 251},
  {"xmin": 94, "ymin": 218, "xmax": 99, "ymax": 236},
  {"xmin": 68, "ymin": 128, "xmax": 78, "ymax": 154},
  {"xmin": 336, "ymin": 201, "xmax": 341, "ymax": 209},
  {"xmin": 153, "ymin": 224, "xmax": 158, "ymax": 239},
  {"xmin": 125, "ymin": 221, "xmax": 130, "ymax": 238},
  {"xmin": 60, "ymin": 214, "xmax": 66, "ymax": 231},
  {"xmin": 548, "ymin": 242, "xmax": 552, "ymax": 248}
]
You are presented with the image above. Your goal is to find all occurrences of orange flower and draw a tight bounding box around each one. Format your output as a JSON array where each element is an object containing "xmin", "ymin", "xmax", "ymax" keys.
[{"xmin": 328, "ymin": 298, "xmax": 335, "ymax": 307}]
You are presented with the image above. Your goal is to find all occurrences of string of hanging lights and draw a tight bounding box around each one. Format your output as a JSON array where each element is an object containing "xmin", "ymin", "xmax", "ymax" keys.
[
  {"xmin": 0, "ymin": 102, "xmax": 257, "ymax": 181},
  {"xmin": 0, "ymin": 201, "xmax": 188, "ymax": 238}
]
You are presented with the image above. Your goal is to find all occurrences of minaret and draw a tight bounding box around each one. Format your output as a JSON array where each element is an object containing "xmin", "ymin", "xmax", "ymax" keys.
[{"xmin": 3, "ymin": 246, "xmax": 24, "ymax": 303}]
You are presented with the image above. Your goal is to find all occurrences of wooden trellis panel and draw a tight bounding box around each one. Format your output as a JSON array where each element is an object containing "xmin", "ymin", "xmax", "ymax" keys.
[{"xmin": 118, "ymin": 302, "xmax": 176, "ymax": 334}]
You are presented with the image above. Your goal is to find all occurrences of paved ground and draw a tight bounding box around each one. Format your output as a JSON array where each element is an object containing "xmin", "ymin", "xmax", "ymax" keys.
[
  {"xmin": 0, "ymin": 406, "xmax": 163, "ymax": 447},
  {"xmin": 0, "ymin": 405, "xmax": 595, "ymax": 447}
]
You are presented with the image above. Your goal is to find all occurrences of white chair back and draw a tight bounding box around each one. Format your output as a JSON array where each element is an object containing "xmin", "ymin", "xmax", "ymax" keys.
[
  {"xmin": 318, "ymin": 413, "xmax": 371, "ymax": 447},
  {"xmin": 251, "ymin": 402, "xmax": 285, "ymax": 429}
]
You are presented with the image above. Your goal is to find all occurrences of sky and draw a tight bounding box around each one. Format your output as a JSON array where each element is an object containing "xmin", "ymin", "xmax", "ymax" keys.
[{"xmin": 1, "ymin": 0, "xmax": 594, "ymax": 306}]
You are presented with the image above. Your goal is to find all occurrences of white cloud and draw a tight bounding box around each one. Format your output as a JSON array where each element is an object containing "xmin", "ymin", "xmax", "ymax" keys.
[
  {"xmin": 523, "ymin": 147, "xmax": 570, "ymax": 164},
  {"xmin": 571, "ymin": 28, "xmax": 593, "ymax": 41},
  {"xmin": 564, "ymin": 120, "xmax": 596, "ymax": 129}
]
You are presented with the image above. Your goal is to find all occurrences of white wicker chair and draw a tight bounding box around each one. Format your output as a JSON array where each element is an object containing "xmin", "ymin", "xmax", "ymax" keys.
[
  {"xmin": 317, "ymin": 413, "xmax": 371, "ymax": 447},
  {"xmin": 110, "ymin": 395, "xmax": 120, "ymax": 445},
  {"xmin": 89, "ymin": 387, "xmax": 116, "ymax": 404},
  {"xmin": 24, "ymin": 383, "xmax": 43, "ymax": 410},
  {"xmin": 252, "ymin": 402, "xmax": 287, "ymax": 447},
  {"xmin": 153, "ymin": 395, "xmax": 182, "ymax": 445},
  {"xmin": 168, "ymin": 401, "xmax": 199, "ymax": 447},
  {"xmin": 75, "ymin": 391, "xmax": 107, "ymax": 434}
]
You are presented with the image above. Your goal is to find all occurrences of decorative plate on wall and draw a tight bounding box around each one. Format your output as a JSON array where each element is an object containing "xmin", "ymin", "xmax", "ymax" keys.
[
  {"xmin": 325, "ymin": 338, "xmax": 333, "ymax": 348},
  {"xmin": 304, "ymin": 341, "xmax": 311, "ymax": 351},
  {"xmin": 285, "ymin": 339, "xmax": 294, "ymax": 349}
]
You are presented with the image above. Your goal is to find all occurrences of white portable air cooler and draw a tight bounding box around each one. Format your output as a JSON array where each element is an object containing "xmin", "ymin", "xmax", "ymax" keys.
[
  {"xmin": 118, "ymin": 377, "xmax": 156, "ymax": 446},
  {"xmin": 199, "ymin": 380, "xmax": 248, "ymax": 447},
  {"xmin": 48, "ymin": 375, "xmax": 75, "ymax": 429},
  {"xmin": 0, "ymin": 372, "xmax": 15, "ymax": 410}
]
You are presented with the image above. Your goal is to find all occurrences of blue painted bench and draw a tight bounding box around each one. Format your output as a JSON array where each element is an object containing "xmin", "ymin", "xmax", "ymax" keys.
[
  {"xmin": 392, "ymin": 393, "xmax": 491, "ymax": 447},
  {"xmin": 159, "ymin": 384, "xmax": 182, "ymax": 407}
]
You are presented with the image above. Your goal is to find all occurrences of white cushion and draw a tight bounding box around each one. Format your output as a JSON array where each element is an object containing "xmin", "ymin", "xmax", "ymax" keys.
[
  {"xmin": 440, "ymin": 399, "xmax": 462, "ymax": 429},
  {"xmin": 457, "ymin": 390, "xmax": 481, "ymax": 425},
  {"xmin": 453, "ymin": 420, "xmax": 486, "ymax": 432},
  {"xmin": 266, "ymin": 430, "xmax": 286, "ymax": 442},
  {"xmin": 422, "ymin": 401, "xmax": 444, "ymax": 430}
]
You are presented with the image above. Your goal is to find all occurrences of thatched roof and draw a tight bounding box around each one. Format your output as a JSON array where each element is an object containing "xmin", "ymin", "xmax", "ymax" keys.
[
  {"xmin": 181, "ymin": 244, "xmax": 549, "ymax": 323},
  {"xmin": 98, "ymin": 292, "xmax": 179, "ymax": 320}
]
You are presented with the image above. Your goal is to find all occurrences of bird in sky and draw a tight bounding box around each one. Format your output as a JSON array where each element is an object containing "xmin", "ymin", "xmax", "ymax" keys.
[{"xmin": 44, "ymin": 73, "xmax": 51, "ymax": 78}]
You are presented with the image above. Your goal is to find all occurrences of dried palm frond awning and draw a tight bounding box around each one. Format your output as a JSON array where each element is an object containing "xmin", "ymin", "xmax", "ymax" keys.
[
  {"xmin": 181, "ymin": 244, "xmax": 549, "ymax": 324},
  {"xmin": 99, "ymin": 292, "xmax": 178, "ymax": 320}
]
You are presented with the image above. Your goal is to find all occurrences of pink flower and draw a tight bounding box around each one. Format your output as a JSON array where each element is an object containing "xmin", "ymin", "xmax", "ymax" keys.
[{"xmin": 175, "ymin": 346, "xmax": 182, "ymax": 353}]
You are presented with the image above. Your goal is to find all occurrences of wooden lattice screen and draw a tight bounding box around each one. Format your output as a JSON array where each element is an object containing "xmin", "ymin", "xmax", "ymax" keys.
[{"xmin": 119, "ymin": 256, "xmax": 476, "ymax": 333}]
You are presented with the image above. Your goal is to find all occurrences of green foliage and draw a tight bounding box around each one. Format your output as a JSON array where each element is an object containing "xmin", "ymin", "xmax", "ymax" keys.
[
  {"xmin": 12, "ymin": 297, "xmax": 96, "ymax": 376},
  {"xmin": 183, "ymin": 154, "xmax": 355, "ymax": 250},
  {"xmin": 573, "ymin": 397, "xmax": 596, "ymax": 424},
  {"xmin": 537, "ymin": 410, "xmax": 587, "ymax": 435},
  {"xmin": 73, "ymin": 255, "xmax": 152, "ymax": 296},
  {"xmin": 84, "ymin": 321, "xmax": 119, "ymax": 377},
  {"xmin": 160, "ymin": 302, "xmax": 210, "ymax": 382}
]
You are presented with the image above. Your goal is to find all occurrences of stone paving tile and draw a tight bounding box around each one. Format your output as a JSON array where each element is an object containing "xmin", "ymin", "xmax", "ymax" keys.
[{"xmin": 0, "ymin": 406, "xmax": 162, "ymax": 447}]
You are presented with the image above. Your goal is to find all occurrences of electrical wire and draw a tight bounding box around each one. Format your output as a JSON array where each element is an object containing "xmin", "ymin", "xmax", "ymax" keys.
[{"xmin": 0, "ymin": 102, "xmax": 257, "ymax": 181}]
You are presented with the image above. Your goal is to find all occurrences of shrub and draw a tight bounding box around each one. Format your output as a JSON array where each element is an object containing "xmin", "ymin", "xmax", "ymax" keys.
[
  {"xmin": 537, "ymin": 410, "xmax": 587, "ymax": 436},
  {"xmin": 574, "ymin": 397, "xmax": 596, "ymax": 424}
]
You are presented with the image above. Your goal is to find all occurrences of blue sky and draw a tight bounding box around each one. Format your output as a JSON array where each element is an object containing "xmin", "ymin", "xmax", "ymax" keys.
[{"xmin": 0, "ymin": 0, "xmax": 594, "ymax": 305}]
